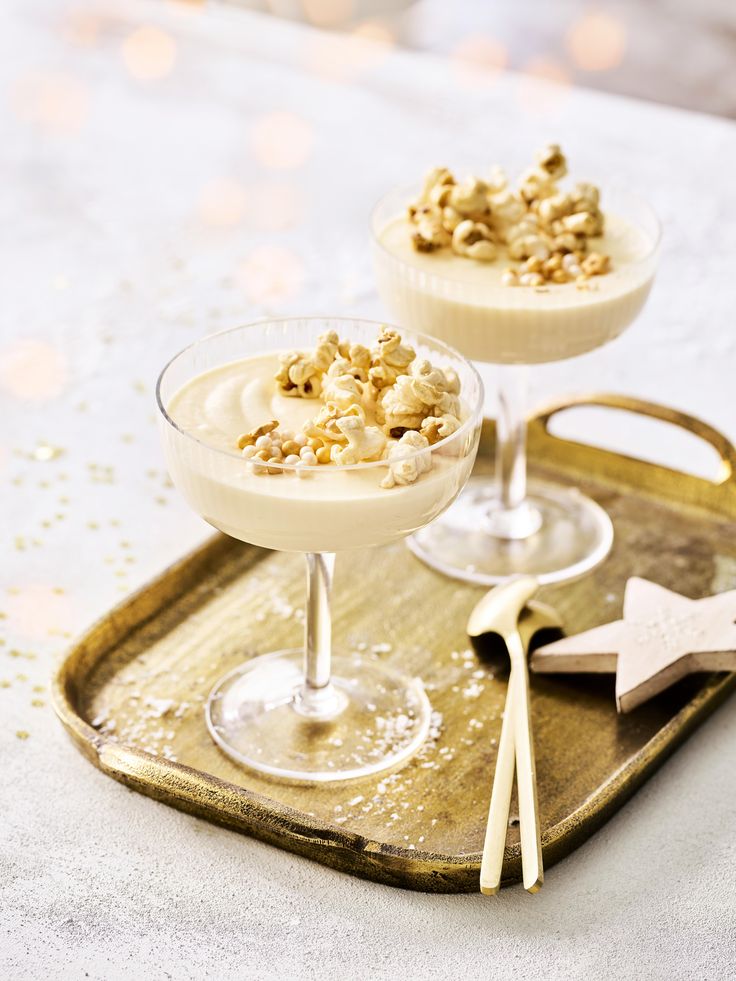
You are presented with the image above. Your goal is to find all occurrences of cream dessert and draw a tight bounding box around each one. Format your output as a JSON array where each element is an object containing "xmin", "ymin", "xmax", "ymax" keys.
[
  {"xmin": 373, "ymin": 146, "xmax": 659, "ymax": 364},
  {"xmin": 163, "ymin": 329, "xmax": 479, "ymax": 553}
]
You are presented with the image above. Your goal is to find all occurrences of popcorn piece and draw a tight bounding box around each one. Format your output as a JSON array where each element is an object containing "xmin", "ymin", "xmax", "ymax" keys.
[
  {"xmin": 369, "ymin": 327, "xmax": 416, "ymax": 391},
  {"xmin": 508, "ymin": 234, "xmax": 550, "ymax": 262},
  {"xmin": 536, "ymin": 143, "xmax": 568, "ymax": 182},
  {"xmin": 518, "ymin": 167, "xmax": 556, "ymax": 204},
  {"xmin": 412, "ymin": 206, "xmax": 451, "ymax": 252},
  {"xmin": 552, "ymin": 231, "xmax": 578, "ymax": 254},
  {"xmin": 304, "ymin": 401, "xmax": 364, "ymax": 445},
  {"xmin": 404, "ymin": 145, "xmax": 609, "ymax": 290},
  {"xmin": 330, "ymin": 415, "xmax": 387, "ymax": 465},
  {"xmin": 379, "ymin": 359, "xmax": 461, "ymax": 435},
  {"xmin": 337, "ymin": 341, "xmax": 371, "ymax": 382},
  {"xmin": 487, "ymin": 166, "xmax": 508, "ymax": 194},
  {"xmin": 441, "ymin": 206, "xmax": 463, "ymax": 232},
  {"xmin": 274, "ymin": 330, "xmax": 339, "ymax": 399},
  {"xmin": 488, "ymin": 189, "xmax": 526, "ymax": 225},
  {"xmin": 451, "ymin": 220, "xmax": 497, "ymax": 261},
  {"xmin": 381, "ymin": 432, "xmax": 432, "ymax": 489},
  {"xmin": 504, "ymin": 214, "xmax": 539, "ymax": 244},
  {"xmin": 581, "ymin": 252, "xmax": 611, "ymax": 276},
  {"xmin": 420, "ymin": 413, "xmax": 461, "ymax": 445},
  {"xmin": 448, "ymin": 178, "xmax": 491, "ymax": 221},
  {"xmin": 412, "ymin": 167, "xmax": 455, "ymax": 210},
  {"xmin": 571, "ymin": 181, "xmax": 600, "ymax": 211},
  {"xmin": 237, "ymin": 420, "xmax": 279, "ymax": 449},
  {"xmin": 561, "ymin": 210, "xmax": 604, "ymax": 237},
  {"xmin": 321, "ymin": 358, "xmax": 364, "ymax": 410},
  {"xmin": 537, "ymin": 193, "xmax": 574, "ymax": 226}
]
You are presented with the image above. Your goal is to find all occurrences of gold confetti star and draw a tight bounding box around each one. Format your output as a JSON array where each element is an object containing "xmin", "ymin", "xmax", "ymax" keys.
[{"xmin": 16, "ymin": 730, "xmax": 29, "ymax": 740}]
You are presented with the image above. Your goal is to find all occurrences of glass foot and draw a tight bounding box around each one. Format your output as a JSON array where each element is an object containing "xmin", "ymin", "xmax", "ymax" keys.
[
  {"xmin": 206, "ymin": 649, "xmax": 431, "ymax": 783},
  {"xmin": 407, "ymin": 475, "xmax": 613, "ymax": 586}
]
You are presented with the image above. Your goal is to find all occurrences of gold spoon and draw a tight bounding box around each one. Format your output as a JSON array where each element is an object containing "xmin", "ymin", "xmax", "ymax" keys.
[{"xmin": 467, "ymin": 578, "xmax": 563, "ymax": 895}]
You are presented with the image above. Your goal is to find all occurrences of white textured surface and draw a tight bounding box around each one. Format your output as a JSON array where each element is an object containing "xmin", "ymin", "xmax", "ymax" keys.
[{"xmin": 1, "ymin": 2, "xmax": 735, "ymax": 978}]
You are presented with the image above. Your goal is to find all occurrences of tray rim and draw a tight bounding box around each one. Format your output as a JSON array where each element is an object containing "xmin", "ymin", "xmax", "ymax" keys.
[{"xmin": 52, "ymin": 394, "xmax": 736, "ymax": 892}]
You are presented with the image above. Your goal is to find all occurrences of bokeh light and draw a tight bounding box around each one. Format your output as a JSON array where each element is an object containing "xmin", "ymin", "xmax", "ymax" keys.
[
  {"xmin": 0, "ymin": 340, "xmax": 68, "ymax": 401},
  {"xmin": 198, "ymin": 178, "xmax": 248, "ymax": 227},
  {"xmin": 60, "ymin": 9, "xmax": 104, "ymax": 47},
  {"xmin": 302, "ymin": 18, "xmax": 394, "ymax": 81},
  {"xmin": 351, "ymin": 19, "xmax": 394, "ymax": 46},
  {"xmin": 10, "ymin": 73, "xmax": 89, "ymax": 135},
  {"xmin": 122, "ymin": 26, "xmax": 177, "ymax": 81},
  {"xmin": 245, "ymin": 181, "xmax": 306, "ymax": 232},
  {"xmin": 450, "ymin": 35, "xmax": 508, "ymax": 87},
  {"xmin": 566, "ymin": 10, "xmax": 627, "ymax": 72},
  {"xmin": 237, "ymin": 246, "xmax": 306, "ymax": 305},
  {"xmin": 301, "ymin": 0, "xmax": 354, "ymax": 29},
  {"xmin": 518, "ymin": 57, "xmax": 572, "ymax": 115},
  {"xmin": 250, "ymin": 111, "xmax": 315, "ymax": 170}
]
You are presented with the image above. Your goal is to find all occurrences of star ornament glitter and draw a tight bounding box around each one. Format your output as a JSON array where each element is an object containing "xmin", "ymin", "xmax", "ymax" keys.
[{"xmin": 531, "ymin": 578, "xmax": 736, "ymax": 712}]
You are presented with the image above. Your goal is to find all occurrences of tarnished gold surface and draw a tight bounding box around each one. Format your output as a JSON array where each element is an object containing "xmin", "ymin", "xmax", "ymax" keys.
[{"xmin": 52, "ymin": 396, "xmax": 736, "ymax": 892}]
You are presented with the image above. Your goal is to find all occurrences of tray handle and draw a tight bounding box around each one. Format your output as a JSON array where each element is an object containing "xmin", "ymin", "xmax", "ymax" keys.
[{"xmin": 534, "ymin": 393, "xmax": 736, "ymax": 485}]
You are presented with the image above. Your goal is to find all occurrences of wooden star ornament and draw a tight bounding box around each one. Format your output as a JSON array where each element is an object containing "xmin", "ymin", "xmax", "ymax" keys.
[{"xmin": 531, "ymin": 578, "xmax": 736, "ymax": 712}]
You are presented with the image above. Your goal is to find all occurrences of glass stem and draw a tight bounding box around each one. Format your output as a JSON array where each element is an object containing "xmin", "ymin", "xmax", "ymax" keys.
[
  {"xmin": 496, "ymin": 364, "xmax": 528, "ymax": 511},
  {"xmin": 294, "ymin": 553, "xmax": 345, "ymax": 720},
  {"xmin": 487, "ymin": 365, "xmax": 542, "ymax": 540}
]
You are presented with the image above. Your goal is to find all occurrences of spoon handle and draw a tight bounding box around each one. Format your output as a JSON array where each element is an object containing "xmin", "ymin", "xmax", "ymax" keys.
[
  {"xmin": 479, "ymin": 667, "xmax": 516, "ymax": 894},
  {"xmin": 509, "ymin": 629, "xmax": 544, "ymax": 893}
]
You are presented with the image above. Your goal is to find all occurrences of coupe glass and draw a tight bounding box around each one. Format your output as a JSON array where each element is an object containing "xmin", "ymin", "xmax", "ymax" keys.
[
  {"xmin": 372, "ymin": 186, "xmax": 660, "ymax": 585},
  {"xmin": 156, "ymin": 318, "xmax": 483, "ymax": 783}
]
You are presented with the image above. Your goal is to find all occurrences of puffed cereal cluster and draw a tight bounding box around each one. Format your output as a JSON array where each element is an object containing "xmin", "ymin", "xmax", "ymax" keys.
[{"xmin": 407, "ymin": 144, "xmax": 611, "ymax": 288}]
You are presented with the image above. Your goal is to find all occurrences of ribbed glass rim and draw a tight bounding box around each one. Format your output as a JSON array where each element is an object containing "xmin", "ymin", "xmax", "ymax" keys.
[
  {"xmin": 155, "ymin": 316, "xmax": 484, "ymax": 472},
  {"xmin": 370, "ymin": 181, "xmax": 662, "ymax": 291}
]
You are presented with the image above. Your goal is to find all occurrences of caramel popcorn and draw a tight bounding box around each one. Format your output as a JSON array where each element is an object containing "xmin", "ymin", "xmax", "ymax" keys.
[
  {"xmin": 274, "ymin": 330, "xmax": 339, "ymax": 398},
  {"xmin": 381, "ymin": 431, "xmax": 432, "ymax": 489},
  {"xmin": 250, "ymin": 327, "xmax": 464, "ymax": 487},
  {"xmin": 412, "ymin": 167, "xmax": 454, "ymax": 210},
  {"xmin": 330, "ymin": 415, "xmax": 387, "ymax": 465},
  {"xmin": 420, "ymin": 413, "xmax": 461, "ymax": 444},
  {"xmin": 337, "ymin": 341, "xmax": 371, "ymax": 381},
  {"xmin": 451, "ymin": 220, "xmax": 497, "ymax": 261},
  {"xmin": 305, "ymin": 401, "xmax": 363, "ymax": 445},
  {"xmin": 581, "ymin": 252, "xmax": 610, "ymax": 276},
  {"xmin": 406, "ymin": 145, "xmax": 611, "ymax": 287},
  {"xmin": 368, "ymin": 327, "xmax": 416, "ymax": 390},
  {"xmin": 536, "ymin": 143, "xmax": 568, "ymax": 182},
  {"xmin": 448, "ymin": 177, "xmax": 492, "ymax": 221},
  {"xmin": 321, "ymin": 358, "xmax": 364, "ymax": 410},
  {"xmin": 379, "ymin": 359, "xmax": 461, "ymax": 437}
]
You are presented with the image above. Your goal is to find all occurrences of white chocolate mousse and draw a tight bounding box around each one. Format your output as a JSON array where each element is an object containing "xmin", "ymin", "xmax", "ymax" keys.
[
  {"xmin": 163, "ymin": 333, "xmax": 477, "ymax": 553},
  {"xmin": 373, "ymin": 145, "xmax": 658, "ymax": 364}
]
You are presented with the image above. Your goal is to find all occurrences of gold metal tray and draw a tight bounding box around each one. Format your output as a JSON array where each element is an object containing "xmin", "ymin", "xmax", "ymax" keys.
[{"xmin": 53, "ymin": 396, "xmax": 736, "ymax": 892}]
